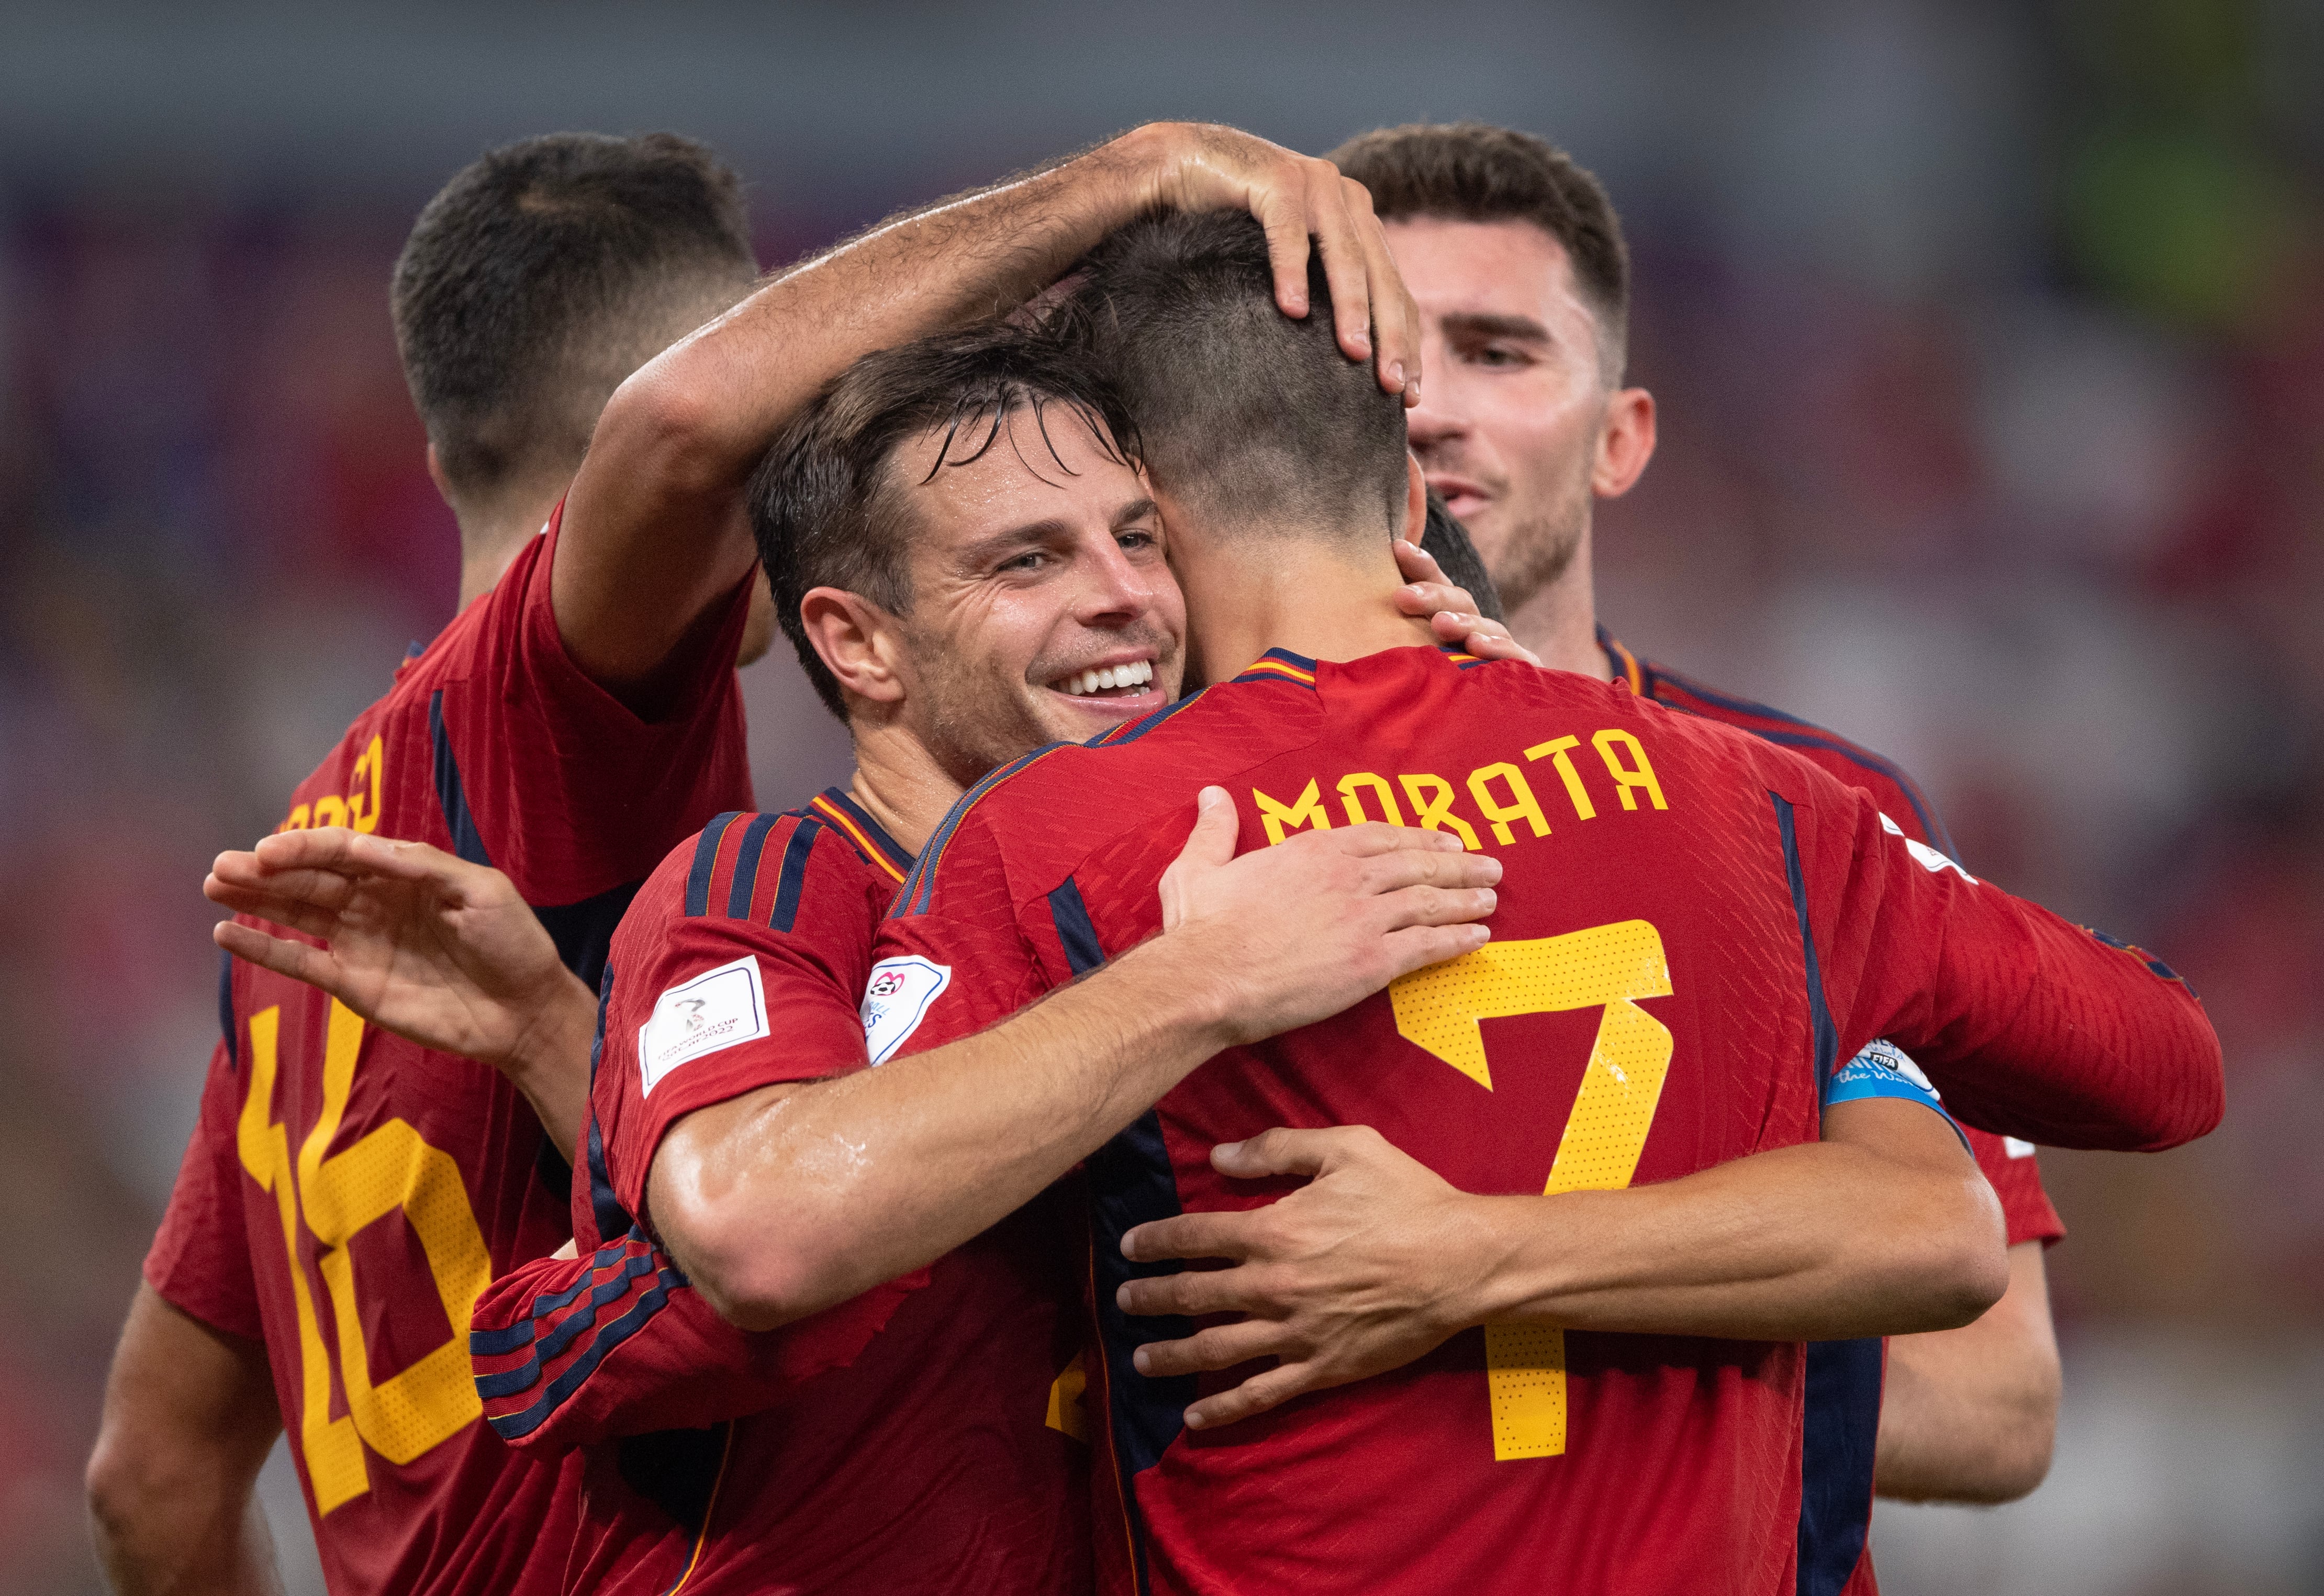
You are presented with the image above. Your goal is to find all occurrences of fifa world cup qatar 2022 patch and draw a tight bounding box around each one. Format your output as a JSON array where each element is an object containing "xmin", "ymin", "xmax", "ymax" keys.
[
  {"xmin": 639, "ymin": 954, "xmax": 771, "ymax": 1095},
  {"xmin": 862, "ymin": 957, "xmax": 951, "ymax": 1066}
]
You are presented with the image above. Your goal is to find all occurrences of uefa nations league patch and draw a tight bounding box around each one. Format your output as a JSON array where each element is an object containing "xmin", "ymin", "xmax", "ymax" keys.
[{"xmin": 638, "ymin": 954, "xmax": 772, "ymax": 1095}]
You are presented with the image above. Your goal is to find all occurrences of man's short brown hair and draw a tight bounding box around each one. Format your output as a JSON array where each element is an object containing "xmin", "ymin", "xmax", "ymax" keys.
[
  {"xmin": 1329, "ymin": 122, "xmax": 1630, "ymax": 384},
  {"xmin": 748, "ymin": 322, "xmax": 1139, "ymax": 720},
  {"xmin": 391, "ymin": 131, "xmax": 758, "ymax": 501}
]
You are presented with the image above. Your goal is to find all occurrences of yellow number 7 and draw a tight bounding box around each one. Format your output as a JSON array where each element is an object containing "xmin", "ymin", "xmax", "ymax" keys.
[{"xmin": 1390, "ymin": 919, "xmax": 1674, "ymax": 1461}]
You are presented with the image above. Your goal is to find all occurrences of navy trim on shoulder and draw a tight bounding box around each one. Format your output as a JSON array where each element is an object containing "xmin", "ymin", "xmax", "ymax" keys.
[
  {"xmin": 1798, "ymin": 1335, "xmax": 1883, "ymax": 1594},
  {"xmin": 531, "ymin": 879, "xmax": 642, "ymax": 994},
  {"xmin": 428, "ymin": 688, "xmax": 494, "ymax": 868},
  {"xmin": 1771, "ymin": 792, "xmax": 1840, "ymax": 1091},
  {"xmin": 1650, "ymin": 665, "xmax": 1960, "ymax": 860},
  {"xmin": 1091, "ymin": 690, "xmax": 1207, "ymax": 748},
  {"xmin": 1047, "ymin": 877, "xmax": 1105, "ymax": 975},
  {"xmin": 682, "ymin": 813, "xmax": 742, "ymax": 919},
  {"xmin": 478, "ymin": 1230, "xmax": 688, "ymax": 1442},
  {"xmin": 725, "ymin": 813, "xmax": 779, "ymax": 919},
  {"xmin": 217, "ymin": 948, "xmax": 238, "ymax": 1072},
  {"xmin": 896, "ymin": 742, "xmax": 1072, "ymax": 917},
  {"xmin": 814, "ymin": 788, "xmax": 915, "ymax": 877},
  {"xmin": 768, "ymin": 816, "xmax": 823, "ymax": 933}
]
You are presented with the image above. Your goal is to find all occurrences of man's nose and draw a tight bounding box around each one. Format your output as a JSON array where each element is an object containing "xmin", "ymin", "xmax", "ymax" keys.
[{"xmin": 1076, "ymin": 538, "xmax": 1155, "ymax": 621}]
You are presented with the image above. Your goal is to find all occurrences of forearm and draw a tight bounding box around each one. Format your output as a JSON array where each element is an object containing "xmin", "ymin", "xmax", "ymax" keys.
[
  {"xmin": 1455, "ymin": 1140, "xmax": 2006, "ymax": 1342},
  {"xmin": 1876, "ymin": 1240, "xmax": 2059, "ymax": 1502},
  {"xmin": 494, "ymin": 968, "xmax": 600, "ymax": 1160},
  {"xmin": 558, "ymin": 128, "xmax": 1162, "ymax": 684},
  {"xmin": 658, "ymin": 935, "xmax": 1234, "ymax": 1329}
]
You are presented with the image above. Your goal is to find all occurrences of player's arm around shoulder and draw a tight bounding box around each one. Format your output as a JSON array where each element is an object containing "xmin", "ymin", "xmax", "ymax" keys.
[
  {"xmin": 649, "ymin": 788, "xmax": 1500, "ymax": 1334},
  {"xmin": 1878, "ymin": 1237, "xmax": 2060, "ymax": 1503}
]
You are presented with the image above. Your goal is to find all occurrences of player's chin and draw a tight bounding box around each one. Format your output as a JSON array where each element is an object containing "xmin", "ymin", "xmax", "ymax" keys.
[{"xmin": 1038, "ymin": 681, "xmax": 1170, "ymax": 733}]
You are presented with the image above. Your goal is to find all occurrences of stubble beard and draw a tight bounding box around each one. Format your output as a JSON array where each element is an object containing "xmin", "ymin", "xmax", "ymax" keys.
[{"xmin": 1485, "ymin": 448, "xmax": 1595, "ymax": 617}]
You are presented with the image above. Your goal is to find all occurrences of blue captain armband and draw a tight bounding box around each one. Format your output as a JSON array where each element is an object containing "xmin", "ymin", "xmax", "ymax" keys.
[{"xmin": 1824, "ymin": 1040, "xmax": 1970, "ymax": 1152}]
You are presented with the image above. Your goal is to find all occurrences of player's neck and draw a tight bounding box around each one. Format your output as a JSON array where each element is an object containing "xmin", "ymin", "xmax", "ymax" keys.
[
  {"xmin": 843, "ymin": 720, "xmax": 968, "ymax": 857},
  {"xmin": 1505, "ymin": 524, "xmax": 1613, "ymax": 682},
  {"xmin": 1186, "ymin": 534, "xmax": 1438, "ymax": 684},
  {"xmin": 451, "ymin": 478, "xmax": 572, "ymax": 608}
]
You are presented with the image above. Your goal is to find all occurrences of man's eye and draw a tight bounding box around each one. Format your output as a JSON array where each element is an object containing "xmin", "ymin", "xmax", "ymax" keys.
[
  {"xmin": 999, "ymin": 551, "xmax": 1048, "ymax": 574},
  {"xmin": 1118, "ymin": 529, "xmax": 1157, "ymax": 550},
  {"xmin": 1471, "ymin": 343, "xmax": 1531, "ymax": 369}
]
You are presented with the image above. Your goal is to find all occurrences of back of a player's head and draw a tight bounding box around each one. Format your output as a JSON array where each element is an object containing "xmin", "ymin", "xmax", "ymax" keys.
[
  {"xmin": 392, "ymin": 131, "xmax": 757, "ymax": 506},
  {"xmin": 1065, "ymin": 211, "xmax": 1409, "ymax": 547},
  {"xmin": 1330, "ymin": 122, "xmax": 1630, "ymax": 385},
  {"xmin": 750, "ymin": 322, "xmax": 1139, "ymax": 720}
]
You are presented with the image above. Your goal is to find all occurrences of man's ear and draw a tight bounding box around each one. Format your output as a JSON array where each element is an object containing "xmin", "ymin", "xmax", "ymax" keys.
[
  {"xmin": 1401, "ymin": 451, "xmax": 1427, "ymax": 540},
  {"xmin": 424, "ymin": 441, "xmax": 452, "ymax": 505},
  {"xmin": 1592, "ymin": 387, "xmax": 1657, "ymax": 500},
  {"xmin": 799, "ymin": 587, "xmax": 908, "ymax": 707}
]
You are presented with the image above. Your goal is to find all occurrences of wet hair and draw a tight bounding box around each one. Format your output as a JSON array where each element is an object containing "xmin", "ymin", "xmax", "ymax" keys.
[
  {"xmin": 391, "ymin": 131, "xmax": 757, "ymax": 500},
  {"xmin": 1329, "ymin": 121, "xmax": 1630, "ymax": 384},
  {"xmin": 749, "ymin": 321, "xmax": 1139, "ymax": 719},
  {"xmin": 1063, "ymin": 209, "xmax": 1410, "ymax": 544}
]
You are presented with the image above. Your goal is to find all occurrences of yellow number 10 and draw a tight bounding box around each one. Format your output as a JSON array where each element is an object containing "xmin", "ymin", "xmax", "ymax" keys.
[
  {"xmin": 236, "ymin": 1000, "xmax": 494, "ymax": 1512},
  {"xmin": 1389, "ymin": 919, "xmax": 1674, "ymax": 1461}
]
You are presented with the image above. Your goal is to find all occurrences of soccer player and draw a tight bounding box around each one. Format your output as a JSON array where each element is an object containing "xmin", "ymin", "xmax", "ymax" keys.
[
  {"xmin": 88, "ymin": 132, "xmax": 768, "ymax": 1596},
  {"xmin": 861, "ymin": 212, "xmax": 2219, "ymax": 1594},
  {"xmin": 158, "ymin": 121, "xmax": 1452, "ymax": 1595},
  {"xmin": 1317, "ymin": 120, "xmax": 2072, "ymax": 1582}
]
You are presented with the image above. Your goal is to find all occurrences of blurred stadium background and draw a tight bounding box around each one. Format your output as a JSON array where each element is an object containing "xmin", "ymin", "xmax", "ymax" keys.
[{"xmin": 2, "ymin": 2, "xmax": 2318, "ymax": 1592}]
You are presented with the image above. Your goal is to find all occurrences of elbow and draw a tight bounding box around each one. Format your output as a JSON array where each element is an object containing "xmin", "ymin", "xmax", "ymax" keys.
[
  {"xmin": 85, "ymin": 1422, "xmax": 165, "ymax": 1549},
  {"xmin": 655, "ymin": 1194, "xmax": 849, "ymax": 1335},
  {"xmin": 1900, "ymin": 1182, "xmax": 2012, "ymax": 1335},
  {"xmin": 596, "ymin": 361, "xmax": 732, "ymax": 504}
]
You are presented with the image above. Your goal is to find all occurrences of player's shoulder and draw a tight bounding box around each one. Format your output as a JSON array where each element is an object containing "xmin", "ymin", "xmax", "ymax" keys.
[
  {"xmin": 1618, "ymin": 636, "xmax": 1956, "ymax": 854},
  {"xmin": 892, "ymin": 667, "xmax": 1311, "ymax": 919},
  {"xmin": 625, "ymin": 789, "xmax": 913, "ymax": 940}
]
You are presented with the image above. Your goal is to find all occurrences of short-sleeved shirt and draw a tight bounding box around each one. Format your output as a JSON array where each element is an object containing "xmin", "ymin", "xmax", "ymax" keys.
[
  {"xmin": 1601, "ymin": 630, "xmax": 2062, "ymax": 1596},
  {"xmin": 470, "ymin": 790, "xmax": 1088, "ymax": 1595},
  {"xmin": 142, "ymin": 504, "xmax": 754, "ymax": 1596},
  {"xmin": 870, "ymin": 643, "xmax": 2215, "ymax": 1596}
]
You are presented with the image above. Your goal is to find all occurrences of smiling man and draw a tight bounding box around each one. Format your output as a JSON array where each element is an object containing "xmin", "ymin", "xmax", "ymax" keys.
[{"xmin": 1325, "ymin": 120, "xmax": 2080, "ymax": 1588}]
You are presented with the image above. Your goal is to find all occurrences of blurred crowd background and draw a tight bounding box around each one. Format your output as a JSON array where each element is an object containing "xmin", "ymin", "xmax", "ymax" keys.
[{"xmin": 2, "ymin": 2, "xmax": 2318, "ymax": 1592}]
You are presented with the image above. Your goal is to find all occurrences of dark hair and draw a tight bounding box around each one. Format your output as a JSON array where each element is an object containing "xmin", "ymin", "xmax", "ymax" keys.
[
  {"xmin": 1065, "ymin": 210, "xmax": 1409, "ymax": 541},
  {"xmin": 1329, "ymin": 122, "xmax": 1630, "ymax": 383},
  {"xmin": 1419, "ymin": 489, "xmax": 1504, "ymax": 623},
  {"xmin": 391, "ymin": 131, "xmax": 757, "ymax": 500},
  {"xmin": 750, "ymin": 323, "xmax": 1139, "ymax": 720}
]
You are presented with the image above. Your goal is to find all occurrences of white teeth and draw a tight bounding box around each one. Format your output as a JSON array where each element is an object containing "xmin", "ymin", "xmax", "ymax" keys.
[{"xmin": 1058, "ymin": 660, "xmax": 1152, "ymax": 697}]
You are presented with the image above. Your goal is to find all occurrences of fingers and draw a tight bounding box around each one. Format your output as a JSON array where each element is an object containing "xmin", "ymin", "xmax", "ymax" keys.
[
  {"xmin": 1380, "ymin": 920, "xmax": 1494, "ymax": 972},
  {"xmin": 1121, "ymin": 1208, "xmax": 1260, "ymax": 1266},
  {"xmin": 252, "ymin": 827, "xmax": 462, "ymax": 888},
  {"xmin": 1131, "ymin": 1319, "xmax": 1290, "ymax": 1380},
  {"xmin": 207, "ymin": 855, "xmax": 359, "ymax": 914},
  {"xmin": 204, "ymin": 880, "xmax": 352, "ymax": 942},
  {"xmin": 1267, "ymin": 820, "xmax": 1463, "ymax": 861},
  {"xmin": 1176, "ymin": 787, "xmax": 1241, "ymax": 869},
  {"xmin": 1183, "ymin": 1360, "xmax": 1333, "ymax": 1430},
  {"xmin": 1118, "ymin": 1264, "xmax": 1275, "ymax": 1321},
  {"xmin": 1392, "ymin": 537, "xmax": 1447, "ymax": 587},
  {"xmin": 1252, "ymin": 186, "xmax": 1314, "ymax": 320},
  {"xmin": 1209, "ymin": 1125, "xmax": 1348, "ymax": 1181},
  {"xmin": 1352, "ymin": 842, "xmax": 1502, "ymax": 896},
  {"xmin": 1394, "ymin": 582, "xmax": 1481, "ymax": 622},
  {"xmin": 1450, "ymin": 623, "xmax": 1542, "ymax": 668},
  {"xmin": 1306, "ymin": 169, "xmax": 1377, "ymax": 370},
  {"xmin": 214, "ymin": 919, "xmax": 343, "ymax": 996},
  {"xmin": 1344, "ymin": 178, "xmax": 1418, "ymax": 398}
]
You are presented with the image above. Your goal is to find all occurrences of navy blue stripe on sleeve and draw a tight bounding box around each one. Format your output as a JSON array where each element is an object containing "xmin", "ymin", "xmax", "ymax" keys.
[
  {"xmin": 725, "ymin": 813, "xmax": 779, "ymax": 919},
  {"xmin": 683, "ymin": 812, "xmax": 741, "ymax": 918},
  {"xmin": 769, "ymin": 817, "xmax": 823, "ymax": 933},
  {"xmin": 1047, "ymin": 877, "xmax": 1105, "ymax": 975}
]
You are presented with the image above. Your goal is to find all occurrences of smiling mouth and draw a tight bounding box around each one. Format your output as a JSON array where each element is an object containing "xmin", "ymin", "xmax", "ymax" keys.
[
  {"xmin": 1429, "ymin": 477, "xmax": 1491, "ymax": 515},
  {"xmin": 1052, "ymin": 659, "xmax": 1157, "ymax": 699}
]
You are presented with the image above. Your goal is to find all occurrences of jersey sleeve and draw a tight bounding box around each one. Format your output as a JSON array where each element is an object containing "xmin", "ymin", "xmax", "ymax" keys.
[
  {"xmin": 871, "ymin": 805, "xmax": 1062, "ymax": 1065},
  {"xmin": 470, "ymin": 1231, "xmax": 922, "ymax": 1454},
  {"xmin": 1805, "ymin": 775, "xmax": 2222, "ymax": 1151},
  {"xmin": 595, "ymin": 818, "xmax": 882, "ymax": 1223},
  {"xmin": 432, "ymin": 503, "xmax": 757, "ymax": 908},
  {"xmin": 142, "ymin": 1040, "xmax": 263, "ymax": 1341}
]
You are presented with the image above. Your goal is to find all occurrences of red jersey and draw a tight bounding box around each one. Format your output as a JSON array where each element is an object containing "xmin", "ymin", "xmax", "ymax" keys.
[
  {"xmin": 142, "ymin": 506, "xmax": 754, "ymax": 1596},
  {"xmin": 470, "ymin": 789, "xmax": 1088, "ymax": 1595},
  {"xmin": 1602, "ymin": 630, "xmax": 2064, "ymax": 1596},
  {"xmin": 871, "ymin": 643, "xmax": 2219, "ymax": 1596}
]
